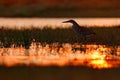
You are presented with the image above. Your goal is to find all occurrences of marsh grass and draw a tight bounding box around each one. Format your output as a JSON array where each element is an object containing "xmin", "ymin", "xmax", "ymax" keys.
[{"xmin": 0, "ymin": 26, "xmax": 119, "ymax": 47}]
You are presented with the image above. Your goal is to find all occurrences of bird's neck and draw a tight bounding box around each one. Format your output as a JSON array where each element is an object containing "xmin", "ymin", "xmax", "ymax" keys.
[{"xmin": 72, "ymin": 21, "xmax": 80, "ymax": 28}]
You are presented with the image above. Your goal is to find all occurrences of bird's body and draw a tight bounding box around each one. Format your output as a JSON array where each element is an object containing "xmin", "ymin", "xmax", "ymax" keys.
[
  {"xmin": 63, "ymin": 20, "xmax": 96, "ymax": 52},
  {"xmin": 63, "ymin": 20, "xmax": 96, "ymax": 38}
]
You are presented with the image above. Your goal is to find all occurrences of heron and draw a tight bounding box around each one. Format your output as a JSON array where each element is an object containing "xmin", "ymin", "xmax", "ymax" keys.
[
  {"xmin": 62, "ymin": 20, "xmax": 96, "ymax": 52},
  {"xmin": 62, "ymin": 19, "xmax": 96, "ymax": 41}
]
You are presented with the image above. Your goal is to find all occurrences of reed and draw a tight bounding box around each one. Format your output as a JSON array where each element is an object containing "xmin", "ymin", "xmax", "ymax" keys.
[{"xmin": 0, "ymin": 26, "xmax": 119, "ymax": 47}]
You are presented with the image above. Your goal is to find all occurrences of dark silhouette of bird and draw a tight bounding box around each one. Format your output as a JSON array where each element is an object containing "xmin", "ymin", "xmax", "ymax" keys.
[
  {"xmin": 62, "ymin": 20, "xmax": 96, "ymax": 40},
  {"xmin": 63, "ymin": 19, "xmax": 96, "ymax": 52}
]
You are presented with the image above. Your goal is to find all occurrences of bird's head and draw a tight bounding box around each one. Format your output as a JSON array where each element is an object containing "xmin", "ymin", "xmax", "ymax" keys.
[{"xmin": 62, "ymin": 20, "xmax": 76, "ymax": 24}]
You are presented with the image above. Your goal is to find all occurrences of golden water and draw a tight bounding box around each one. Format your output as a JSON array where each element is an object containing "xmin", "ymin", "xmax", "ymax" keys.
[
  {"xmin": 0, "ymin": 18, "xmax": 120, "ymax": 29},
  {"xmin": 0, "ymin": 42, "xmax": 120, "ymax": 69},
  {"xmin": 0, "ymin": 18, "xmax": 120, "ymax": 69}
]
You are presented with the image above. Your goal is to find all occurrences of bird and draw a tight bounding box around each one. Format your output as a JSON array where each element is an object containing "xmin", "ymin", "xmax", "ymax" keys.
[
  {"xmin": 63, "ymin": 20, "xmax": 96, "ymax": 52},
  {"xmin": 62, "ymin": 19, "xmax": 96, "ymax": 41}
]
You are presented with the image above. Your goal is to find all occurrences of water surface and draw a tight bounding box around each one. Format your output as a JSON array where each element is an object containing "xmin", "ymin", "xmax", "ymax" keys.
[{"xmin": 0, "ymin": 18, "xmax": 120, "ymax": 29}]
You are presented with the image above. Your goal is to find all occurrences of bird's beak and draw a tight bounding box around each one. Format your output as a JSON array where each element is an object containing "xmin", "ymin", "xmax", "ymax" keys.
[{"xmin": 62, "ymin": 20, "xmax": 69, "ymax": 23}]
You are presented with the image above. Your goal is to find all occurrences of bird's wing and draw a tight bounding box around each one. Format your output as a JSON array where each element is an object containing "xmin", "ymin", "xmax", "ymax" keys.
[{"xmin": 78, "ymin": 27, "xmax": 95, "ymax": 35}]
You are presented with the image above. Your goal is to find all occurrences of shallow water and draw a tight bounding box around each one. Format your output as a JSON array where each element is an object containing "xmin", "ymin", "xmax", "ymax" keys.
[
  {"xmin": 0, "ymin": 42, "xmax": 120, "ymax": 69},
  {"xmin": 0, "ymin": 18, "xmax": 120, "ymax": 69},
  {"xmin": 0, "ymin": 18, "xmax": 120, "ymax": 29}
]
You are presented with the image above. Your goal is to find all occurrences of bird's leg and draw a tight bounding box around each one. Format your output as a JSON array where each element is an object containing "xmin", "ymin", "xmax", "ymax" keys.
[
  {"xmin": 84, "ymin": 36, "xmax": 87, "ymax": 43},
  {"xmin": 83, "ymin": 36, "xmax": 87, "ymax": 53},
  {"xmin": 73, "ymin": 35, "xmax": 81, "ymax": 51},
  {"xmin": 78, "ymin": 36, "xmax": 86, "ymax": 53}
]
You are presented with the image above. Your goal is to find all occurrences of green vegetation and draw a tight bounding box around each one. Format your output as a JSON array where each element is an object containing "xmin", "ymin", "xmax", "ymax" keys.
[
  {"xmin": 0, "ymin": 26, "xmax": 119, "ymax": 48},
  {"xmin": 0, "ymin": 5, "xmax": 120, "ymax": 17}
]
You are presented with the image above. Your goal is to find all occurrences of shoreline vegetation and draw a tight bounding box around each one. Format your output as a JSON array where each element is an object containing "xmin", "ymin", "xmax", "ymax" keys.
[{"xmin": 0, "ymin": 26, "xmax": 119, "ymax": 48}]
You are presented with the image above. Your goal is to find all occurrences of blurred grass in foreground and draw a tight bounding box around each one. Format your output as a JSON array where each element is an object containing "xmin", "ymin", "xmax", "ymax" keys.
[
  {"xmin": 0, "ymin": 5, "xmax": 120, "ymax": 17},
  {"xmin": 0, "ymin": 26, "xmax": 119, "ymax": 47}
]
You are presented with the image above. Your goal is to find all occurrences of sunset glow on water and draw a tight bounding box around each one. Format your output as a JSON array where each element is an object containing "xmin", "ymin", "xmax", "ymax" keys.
[
  {"xmin": 0, "ymin": 42, "xmax": 120, "ymax": 69},
  {"xmin": 0, "ymin": 18, "xmax": 119, "ymax": 69}
]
